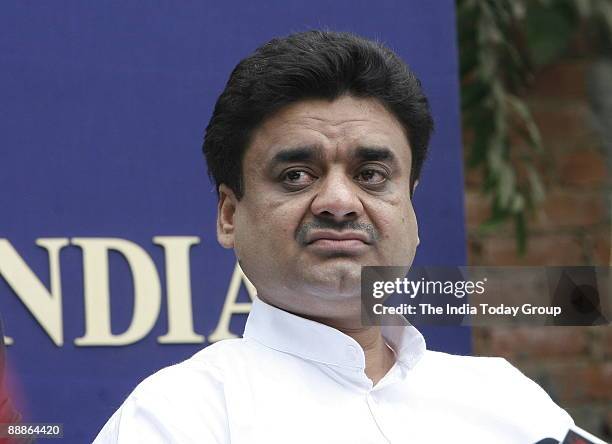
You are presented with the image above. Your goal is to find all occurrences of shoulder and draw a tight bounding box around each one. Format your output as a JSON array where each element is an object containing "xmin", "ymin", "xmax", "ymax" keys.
[
  {"xmin": 93, "ymin": 339, "xmax": 247, "ymax": 443},
  {"xmin": 422, "ymin": 351, "xmax": 548, "ymax": 390},
  {"xmin": 420, "ymin": 350, "xmax": 530, "ymax": 380},
  {"xmin": 418, "ymin": 350, "xmax": 545, "ymax": 394},
  {"xmin": 417, "ymin": 350, "xmax": 573, "ymax": 426},
  {"xmin": 128, "ymin": 338, "xmax": 251, "ymax": 404},
  {"xmin": 419, "ymin": 350, "xmax": 518, "ymax": 378}
]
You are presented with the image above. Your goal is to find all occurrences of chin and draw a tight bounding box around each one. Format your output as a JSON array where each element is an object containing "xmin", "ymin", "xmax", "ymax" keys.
[{"xmin": 301, "ymin": 265, "xmax": 362, "ymax": 298}]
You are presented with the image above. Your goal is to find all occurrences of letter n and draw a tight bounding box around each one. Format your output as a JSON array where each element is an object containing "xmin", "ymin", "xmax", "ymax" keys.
[{"xmin": 0, "ymin": 238, "xmax": 68, "ymax": 346}]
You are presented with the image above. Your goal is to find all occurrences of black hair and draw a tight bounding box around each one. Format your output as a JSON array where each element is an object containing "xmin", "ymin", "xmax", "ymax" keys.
[{"xmin": 203, "ymin": 30, "xmax": 434, "ymax": 198}]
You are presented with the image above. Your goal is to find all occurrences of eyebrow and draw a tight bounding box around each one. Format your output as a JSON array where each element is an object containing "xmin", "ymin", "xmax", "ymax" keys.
[
  {"xmin": 270, "ymin": 146, "xmax": 322, "ymax": 164},
  {"xmin": 269, "ymin": 145, "xmax": 397, "ymax": 166},
  {"xmin": 354, "ymin": 146, "xmax": 396, "ymax": 162}
]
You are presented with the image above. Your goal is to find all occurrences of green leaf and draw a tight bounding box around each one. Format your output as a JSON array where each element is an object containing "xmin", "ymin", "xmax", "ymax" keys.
[
  {"xmin": 497, "ymin": 164, "xmax": 516, "ymax": 209},
  {"xmin": 515, "ymin": 212, "xmax": 527, "ymax": 255},
  {"xmin": 479, "ymin": 211, "xmax": 508, "ymax": 233},
  {"xmin": 510, "ymin": 193, "xmax": 525, "ymax": 213},
  {"xmin": 506, "ymin": 94, "xmax": 543, "ymax": 149},
  {"xmin": 461, "ymin": 82, "xmax": 490, "ymax": 110},
  {"xmin": 456, "ymin": 0, "xmax": 563, "ymax": 255},
  {"xmin": 468, "ymin": 120, "xmax": 495, "ymax": 167},
  {"xmin": 526, "ymin": 164, "xmax": 546, "ymax": 205},
  {"xmin": 524, "ymin": 2, "xmax": 576, "ymax": 67}
]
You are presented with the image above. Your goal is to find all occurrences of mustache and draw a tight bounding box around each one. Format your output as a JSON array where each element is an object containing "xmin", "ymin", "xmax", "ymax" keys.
[{"xmin": 295, "ymin": 219, "xmax": 379, "ymax": 245}]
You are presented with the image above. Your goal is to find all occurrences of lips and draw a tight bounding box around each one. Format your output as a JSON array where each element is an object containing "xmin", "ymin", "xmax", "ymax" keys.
[
  {"xmin": 304, "ymin": 231, "xmax": 371, "ymax": 255},
  {"xmin": 306, "ymin": 230, "xmax": 371, "ymax": 244}
]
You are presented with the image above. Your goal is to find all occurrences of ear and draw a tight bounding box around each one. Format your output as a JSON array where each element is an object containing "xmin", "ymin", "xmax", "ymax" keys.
[{"xmin": 217, "ymin": 184, "xmax": 238, "ymax": 249}]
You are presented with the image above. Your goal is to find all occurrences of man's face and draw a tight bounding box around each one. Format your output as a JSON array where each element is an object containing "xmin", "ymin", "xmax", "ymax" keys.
[{"xmin": 217, "ymin": 95, "xmax": 419, "ymax": 320}]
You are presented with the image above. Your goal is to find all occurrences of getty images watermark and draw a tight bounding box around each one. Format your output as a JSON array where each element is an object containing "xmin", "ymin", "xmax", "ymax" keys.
[{"xmin": 360, "ymin": 266, "xmax": 611, "ymax": 326}]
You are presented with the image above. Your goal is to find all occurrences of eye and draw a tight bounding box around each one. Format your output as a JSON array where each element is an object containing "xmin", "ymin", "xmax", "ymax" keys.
[
  {"xmin": 355, "ymin": 168, "xmax": 388, "ymax": 186},
  {"xmin": 281, "ymin": 169, "xmax": 316, "ymax": 188}
]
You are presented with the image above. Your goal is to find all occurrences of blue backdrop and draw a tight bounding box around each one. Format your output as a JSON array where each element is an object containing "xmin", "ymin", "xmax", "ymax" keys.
[{"xmin": 0, "ymin": 1, "xmax": 467, "ymax": 442}]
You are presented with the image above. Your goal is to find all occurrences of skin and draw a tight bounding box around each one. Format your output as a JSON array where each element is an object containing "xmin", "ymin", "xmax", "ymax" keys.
[{"xmin": 217, "ymin": 95, "xmax": 419, "ymax": 384}]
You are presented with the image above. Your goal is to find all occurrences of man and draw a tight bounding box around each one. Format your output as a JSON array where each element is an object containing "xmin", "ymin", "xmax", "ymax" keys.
[{"xmin": 94, "ymin": 31, "xmax": 573, "ymax": 443}]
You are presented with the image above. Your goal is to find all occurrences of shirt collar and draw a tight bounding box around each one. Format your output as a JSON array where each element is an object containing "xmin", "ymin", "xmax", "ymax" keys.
[{"xmin": 243, "ymin": 297, "xmax": 426, "ymax": 371}]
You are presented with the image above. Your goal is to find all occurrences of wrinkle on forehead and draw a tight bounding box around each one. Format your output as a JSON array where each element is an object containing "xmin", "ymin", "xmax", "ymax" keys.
[
  {"xmin": 265, "ymin": 95, "xmax": 402, "ymax": 131},
  {"xmin": 288, "ymin": 115, "xmax": 373, "ymax": 126},
  {"xmin": 279, "ymin": 117, "xmax": 380, "ymax": 147},
  {"xmin": 246, "ymin": 95, "xmax": 411, "ymax": 168}
]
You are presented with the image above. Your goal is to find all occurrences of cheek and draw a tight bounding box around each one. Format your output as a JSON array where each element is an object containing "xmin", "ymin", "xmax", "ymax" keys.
[
  {"xmin": 404, "ymin": 203, "xmax": 419, "ymax": 234},
  {"xmin": 234, "ymin": 197, "xmax": 304, "ymax": 253},
  {"xmin": 373, "ymin": 201, "xmax": 419, "ymax": 260},
  {"xmin": 371, "ymin": 197, "xmax": 417, "ymax": 235},
  {"xmin": 400, "ymin": 204, "xmax": 419, "ymax": 246},
  {"xmin": 233, "ymin": 203, "xmax": 265, "ymax": 260}
]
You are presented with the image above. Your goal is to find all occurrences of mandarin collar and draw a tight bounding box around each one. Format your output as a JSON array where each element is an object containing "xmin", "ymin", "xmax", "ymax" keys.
[{"xmin": 243, "ymin": 297, "xmax": 426, "ymax": 371}]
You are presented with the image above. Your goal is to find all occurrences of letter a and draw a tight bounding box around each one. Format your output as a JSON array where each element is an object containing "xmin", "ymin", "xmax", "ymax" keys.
[{"xmin": 208, "ymin": 262, "xmax": 257, "ymax": 342}]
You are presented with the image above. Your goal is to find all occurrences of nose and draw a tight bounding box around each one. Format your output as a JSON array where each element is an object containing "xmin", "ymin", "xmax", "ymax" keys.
[{"xmin": 310, "ymin": 168, "xmax": 364, "ymax": 221}]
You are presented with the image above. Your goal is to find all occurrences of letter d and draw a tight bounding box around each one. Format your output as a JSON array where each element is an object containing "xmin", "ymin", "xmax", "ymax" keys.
[{"xmin": 73, "ymin": 238, "xmax": 161, "ymax": 346}]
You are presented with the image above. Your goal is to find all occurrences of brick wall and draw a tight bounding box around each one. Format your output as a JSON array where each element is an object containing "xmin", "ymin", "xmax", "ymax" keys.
[{"xmin": 466, "ymin": 58, "xmax": 612, "ymax": 439}]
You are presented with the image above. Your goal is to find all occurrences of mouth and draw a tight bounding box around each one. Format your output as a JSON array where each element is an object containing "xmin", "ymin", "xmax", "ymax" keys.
[{"xmin": 305, "ymin": 231, "xmax": 371, "ymax": 255}]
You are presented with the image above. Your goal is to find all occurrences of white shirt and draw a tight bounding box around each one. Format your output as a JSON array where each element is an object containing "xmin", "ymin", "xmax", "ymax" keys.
[{"xmin": 94, "ymin": 298, "xmax": 573, "ymax": 443}]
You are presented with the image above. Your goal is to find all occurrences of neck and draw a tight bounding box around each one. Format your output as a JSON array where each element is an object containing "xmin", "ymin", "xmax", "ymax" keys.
[{"xmin": 258, "ymin": 295, "xmax": 396, "ymax": 385}]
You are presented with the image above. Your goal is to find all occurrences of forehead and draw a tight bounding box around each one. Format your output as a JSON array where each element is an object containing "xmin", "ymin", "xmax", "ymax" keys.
[{"xmin": 245, "ymin": 95, "xmax": 411, "ymax": 165}]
